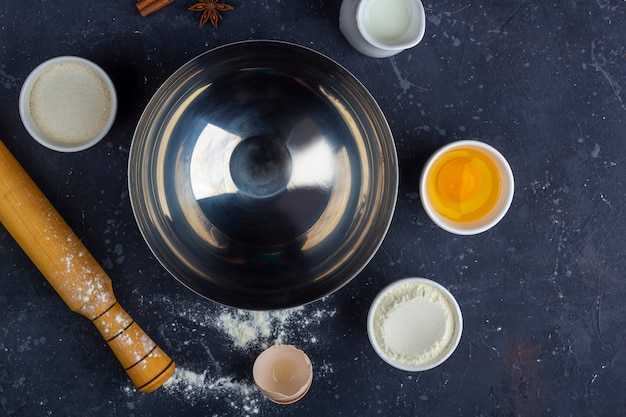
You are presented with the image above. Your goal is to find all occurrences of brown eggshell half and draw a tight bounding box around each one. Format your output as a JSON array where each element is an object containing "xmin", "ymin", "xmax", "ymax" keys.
[{"xmin": 253, "ymin": 345, "xmax": 313, "ymax": 404}]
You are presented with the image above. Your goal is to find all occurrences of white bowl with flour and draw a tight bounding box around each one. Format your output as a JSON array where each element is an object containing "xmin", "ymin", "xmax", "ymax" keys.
[
  {"xmin": 19, "ymin": 56, "xmax": 117, "ymax": 152},
  {"xmin": 367, "ymin": 277, "xmax": 463, "ymax": 371}
]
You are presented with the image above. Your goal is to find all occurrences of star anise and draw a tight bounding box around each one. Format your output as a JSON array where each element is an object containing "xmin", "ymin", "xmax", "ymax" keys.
[{"xmin": 188, "ymin": 0, "xmax": 234, "ymax": 28}]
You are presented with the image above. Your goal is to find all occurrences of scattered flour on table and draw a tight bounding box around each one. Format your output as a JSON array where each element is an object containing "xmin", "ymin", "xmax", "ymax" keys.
[
  {"xmin": 161, "ymin": 367, "xmax": 260, "ymax": 415},
  {"xmin": 121, "ymin": 367, "xmax": 261, "ymax": 416},
  {"xmin": 161, "ymin": 296, "xmax": 337, "ymax": 350},
  {"xmin": 133, "ymin": 296, "xmax": 337, "ymax": 413},
  {"xmin": 216, "ymin": 308, "xmax": 334, "ymax": 349}
]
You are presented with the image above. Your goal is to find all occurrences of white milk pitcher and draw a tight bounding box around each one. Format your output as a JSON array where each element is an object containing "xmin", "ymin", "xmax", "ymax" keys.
[{"xmin": 339, "ymin": 0, "xmax": 426, "ymax": 58}]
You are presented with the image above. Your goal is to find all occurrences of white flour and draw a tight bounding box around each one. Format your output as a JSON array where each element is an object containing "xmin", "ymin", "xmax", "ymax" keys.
[
  {"xmin": 162, "ymin": 367, "xmax": 260, "ymax": 415},
  {"xmin": 215, "ymin": 308, "xmax": 337, "ymax": 349},
  {"xmin": 139, "ymin": 296, "xmax": 337, "ymax": 412},
  {"xmin": 217, "ymin": 309, "xmax": 291, "ymax": 349},
  {"xmin": 162, "ymin": 296, "xmax": 336, "ymax": 351},
  {"xmin": 372, "ymin": 281, "xmax": 456, "ymax": 366}
]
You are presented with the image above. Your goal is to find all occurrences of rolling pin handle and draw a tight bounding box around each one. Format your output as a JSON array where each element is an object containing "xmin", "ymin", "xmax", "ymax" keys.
[
  {"xmin": 92, "ymin": 301, "xmax": 176, "ymax": 393},
  {"xmin": 0, "ymin": 139, "xmax": 175, "ymax": 393}
]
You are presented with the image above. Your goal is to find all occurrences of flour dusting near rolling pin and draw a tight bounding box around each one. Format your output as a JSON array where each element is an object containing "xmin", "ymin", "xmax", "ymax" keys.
[
  {"xmin": 368, "ymin": 278, "xmax": 463, "ymax": 371},
  {"xmin": 0, "ymin": 140, "xmax": 173, "ymax": 392}
]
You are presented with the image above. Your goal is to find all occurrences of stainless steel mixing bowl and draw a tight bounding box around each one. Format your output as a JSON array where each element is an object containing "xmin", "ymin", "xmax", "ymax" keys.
[{"xmin": 129, "ymin": 41, "xmax": 398, "ymax": 310}]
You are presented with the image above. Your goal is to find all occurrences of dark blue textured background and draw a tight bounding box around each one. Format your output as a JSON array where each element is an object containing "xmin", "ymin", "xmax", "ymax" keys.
[{"xmin": 1, "ymin": 1, "xmax": 625, "ymax": 416}]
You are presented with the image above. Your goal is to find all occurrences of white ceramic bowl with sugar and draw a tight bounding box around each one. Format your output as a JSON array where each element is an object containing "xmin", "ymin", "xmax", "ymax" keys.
[
  {"xmin": 19, "ymin": 56, "xmax": 117, "ymax": 152},
  {"xmin": 367, "ymin": 277, "xmax": 463, "ymax": 371}
]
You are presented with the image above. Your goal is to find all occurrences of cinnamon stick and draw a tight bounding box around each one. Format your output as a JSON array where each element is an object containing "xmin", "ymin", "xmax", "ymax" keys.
[{"xmin": 136, "ymin": 0, "xmax": 175, "ymax": 17}]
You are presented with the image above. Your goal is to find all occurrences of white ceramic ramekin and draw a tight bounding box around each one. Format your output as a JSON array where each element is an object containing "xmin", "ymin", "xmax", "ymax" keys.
[{"xmin": 19, "ymin": 56, "xmax": 117, "ymax": 152}]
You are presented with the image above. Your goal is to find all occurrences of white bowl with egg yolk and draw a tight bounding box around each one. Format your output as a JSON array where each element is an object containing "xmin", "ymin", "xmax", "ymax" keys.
[{"xmin": 419, "ymin": 139, "xmax": 514, "ymax": 235}]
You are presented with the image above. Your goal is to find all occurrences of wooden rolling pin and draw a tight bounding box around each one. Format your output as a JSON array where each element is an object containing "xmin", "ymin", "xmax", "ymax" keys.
[{"xmin": 0, "ymin": 140, "xmax": 175, "ymax": 393}]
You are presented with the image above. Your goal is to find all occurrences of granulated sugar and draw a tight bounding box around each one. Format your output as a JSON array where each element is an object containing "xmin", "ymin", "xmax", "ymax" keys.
[{"xmin": 29, "ymin": 61, "xmax": 112, "ymax": 144}]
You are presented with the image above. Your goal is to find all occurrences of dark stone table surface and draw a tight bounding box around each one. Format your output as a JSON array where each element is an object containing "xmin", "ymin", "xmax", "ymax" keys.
[{"xmin": 1, "ymin": 1, "xmax": 625, "ymax": 416}]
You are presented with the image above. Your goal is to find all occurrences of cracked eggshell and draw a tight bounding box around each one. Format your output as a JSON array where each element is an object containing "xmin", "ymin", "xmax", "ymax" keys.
[{"xmin": 253, "ymin": 345, "xmax": 313, "ymax": 404}]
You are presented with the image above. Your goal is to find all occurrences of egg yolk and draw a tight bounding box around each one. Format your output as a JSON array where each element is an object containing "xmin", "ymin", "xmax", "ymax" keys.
[{"xmin": 426, "ymin": 147, "xmax": 501, "ymax": 222}]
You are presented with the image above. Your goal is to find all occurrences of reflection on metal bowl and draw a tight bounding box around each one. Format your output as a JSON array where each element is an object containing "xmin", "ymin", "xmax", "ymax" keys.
[{"xmin": 129, "ymin": 41, "xmax": 398, "ymax": 310}]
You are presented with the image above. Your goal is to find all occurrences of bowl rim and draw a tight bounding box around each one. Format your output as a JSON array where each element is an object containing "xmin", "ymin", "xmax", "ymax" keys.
[
  {"xmin": 367, "ymin": 277, "xmax": 463, "ymax": 371},
  {"xmin": 128, "ymin": 40, "xmax": 399, "ymax": 309},
  {"xmin": 18, "ymin": 55, "xmax": 117, "ymax": 152}
]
